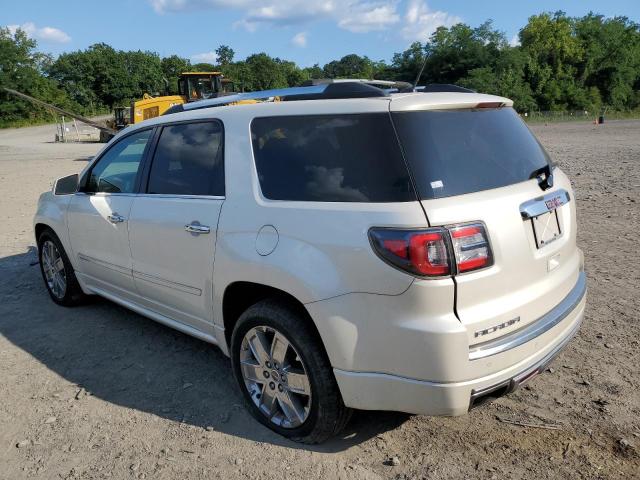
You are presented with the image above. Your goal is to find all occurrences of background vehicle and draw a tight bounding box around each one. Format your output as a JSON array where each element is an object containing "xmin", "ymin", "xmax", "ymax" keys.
[
  {"xmin": 127, "ymin": 72, "xmax": 238, "ymax": 126},
  {"xmin": 33, "ymin": 82, "xmax": 586, "ymax": 443}
]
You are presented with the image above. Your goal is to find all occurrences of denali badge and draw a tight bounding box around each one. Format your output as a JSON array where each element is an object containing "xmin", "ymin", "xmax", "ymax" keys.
[{"xmin": 474, "ymin": 317, "xmax": 521, "ymax": 338}]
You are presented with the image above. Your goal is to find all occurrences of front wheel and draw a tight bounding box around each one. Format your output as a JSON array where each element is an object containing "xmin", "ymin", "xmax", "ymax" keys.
[
  {"xmin": 37, "ymin": 229, "xmax": 86, "ymax": 306},
  {"xmin": 230, "ymin": 300, "xmax": 351, "ymax": 443}
]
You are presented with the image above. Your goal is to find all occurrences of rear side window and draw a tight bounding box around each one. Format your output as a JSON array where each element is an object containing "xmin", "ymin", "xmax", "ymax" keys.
[
  {"xmin": 147, "ymin": 121, "xmax": 224, "ymax": 196},
  {"xmin": 251, "ymin": 114, "xmax": 414, "ymax": 202},
  {"xmin": 392, "ymin": 107, "xmax": 552, "ymax": 199}
]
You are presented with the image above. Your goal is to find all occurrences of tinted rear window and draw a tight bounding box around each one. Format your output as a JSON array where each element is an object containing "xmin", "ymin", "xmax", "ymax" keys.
[
  {"xmin": 392, "ymin": 108, "xmax": 551, "ymax": 199},
  {"xmin": 251, "ymin": 114, "xmax": 414, "ymax": 202}
]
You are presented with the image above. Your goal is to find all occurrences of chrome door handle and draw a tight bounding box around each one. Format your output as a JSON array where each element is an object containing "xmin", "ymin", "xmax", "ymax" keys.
[
  {"xmin": 107, "ymin": 213, "xmax": 125, "ymax": 224},
  {"xmin": 185, "ymin": 222, "xmax": 210, "ymax": 234}
]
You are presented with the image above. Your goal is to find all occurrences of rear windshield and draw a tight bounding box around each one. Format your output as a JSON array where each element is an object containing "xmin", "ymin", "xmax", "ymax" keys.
[
  {"xmin": 251, "ymin": 114, "xmax": 414, "ymax": 202},
  {"xmin": 392, "ymin": 107, "xmax": 551, "ymax": 199}
]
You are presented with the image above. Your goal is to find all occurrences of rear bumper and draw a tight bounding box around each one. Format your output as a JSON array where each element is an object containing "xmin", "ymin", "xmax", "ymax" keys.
[{"xmin": 329, "ymin": 272, "xmax": 586, "ymax": 416}]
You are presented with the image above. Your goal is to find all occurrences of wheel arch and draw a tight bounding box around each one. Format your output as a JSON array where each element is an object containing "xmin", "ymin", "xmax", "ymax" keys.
[
  {"xmin": 221, "ymin": 281, "xmax": 329, "ymax": 361},
  {"xmin": 34, "ymin": 222, "xmax": 54, "ymax": 242}
]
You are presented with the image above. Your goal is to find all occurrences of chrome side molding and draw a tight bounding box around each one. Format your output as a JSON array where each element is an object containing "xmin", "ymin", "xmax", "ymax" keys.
[{"xmin": 519, "ymin": 189, "xmax": 570, "ymax": 219}]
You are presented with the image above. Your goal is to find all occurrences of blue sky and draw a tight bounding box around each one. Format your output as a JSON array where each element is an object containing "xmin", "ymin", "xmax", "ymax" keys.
[{"xmin": 3, "ymin": 0, "xmax": 639, "ymax": 66}]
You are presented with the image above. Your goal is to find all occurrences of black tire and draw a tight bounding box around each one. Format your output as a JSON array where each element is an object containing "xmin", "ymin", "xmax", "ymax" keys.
[
  {"xmin": 37, "ymin": 228, "xmax": 86, "ymax": 306},
  {"xmin": 230, "ymin": 299, "xmax": 352, "ymax": 444}
]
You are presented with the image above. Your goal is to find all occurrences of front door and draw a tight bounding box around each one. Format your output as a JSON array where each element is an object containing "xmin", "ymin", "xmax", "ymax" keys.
[
  {"xmin": 128, "ymin": 120, "xmax": 225, "ymax": 332},
  {"xmin": 67, "ymin": 128, "xmax": 153, "ymax": 298}
]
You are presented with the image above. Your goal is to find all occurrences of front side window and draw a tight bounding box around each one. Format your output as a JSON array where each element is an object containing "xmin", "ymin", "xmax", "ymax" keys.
[
  {"xmin": 86, "ymin": 129, "xmax": 152, "ymax": 193},
  {"xmin": 147, "ymin": 121, "xmax": 224, "ymax": 196},
  {"xmin": 251, "ymin": 114, "xmax": 414, "ymax": 202}
]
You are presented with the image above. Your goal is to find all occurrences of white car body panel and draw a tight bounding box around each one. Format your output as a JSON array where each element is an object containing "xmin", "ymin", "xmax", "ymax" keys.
[
  {"xmin": 34, "ymin": 89, "xmax": 585, "ymax": 417},
  {"xmin": 128, "ymin": 194, "xmax": 223, "ymax": 334},
  {"xmin": 67, "ymin": 192, "xmax": 137, "ymax": 297}
]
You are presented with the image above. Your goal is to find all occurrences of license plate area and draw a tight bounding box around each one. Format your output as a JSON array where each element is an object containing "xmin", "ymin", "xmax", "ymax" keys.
[{"xmin": 531, "ymin": 209, "xmax": 561, "ymax": 248}]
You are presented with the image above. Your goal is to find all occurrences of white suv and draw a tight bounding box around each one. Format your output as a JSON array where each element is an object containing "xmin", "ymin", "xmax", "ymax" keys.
[{"xmin": 34, "ymin": 82, "xmax": 586, "ymax": 443}]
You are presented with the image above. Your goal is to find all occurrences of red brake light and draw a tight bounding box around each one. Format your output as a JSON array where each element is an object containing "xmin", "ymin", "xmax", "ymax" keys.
[
  {"xmin": 382, "ymin": 239, "xmax": 408, "ymax": 259},
  {"xmin": 475, "ymin": 102, "xmax": 504, "ymax": 109},
  {"xmin": 370, "ymin": 228, "xmax": 451, "ymax": 277},
  {"xmin": 370, "ymin": 222, "xmax": 492, "ymax": 277},
  {"xmin": 409, "ymin": 232, "xmax": 450, "ymax": 275}
]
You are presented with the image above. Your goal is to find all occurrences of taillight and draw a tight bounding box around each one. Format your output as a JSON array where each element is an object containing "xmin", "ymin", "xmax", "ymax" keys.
[
  {"xmin": 369, "ymin": 228, "xmax": 451, "ymax": 277},
  {"xmin": 449, "ymin": 223, "xmax": 492, "ymax": 273},
  {"xmin": 369, "ymin": 222, "xmax": 492, "ymax": 278}
]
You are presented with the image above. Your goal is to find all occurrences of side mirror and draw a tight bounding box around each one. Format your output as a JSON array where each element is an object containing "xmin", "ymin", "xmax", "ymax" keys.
[{"xmin": 54, "ymin": 173, "xmax": 79, "ymax": 195}]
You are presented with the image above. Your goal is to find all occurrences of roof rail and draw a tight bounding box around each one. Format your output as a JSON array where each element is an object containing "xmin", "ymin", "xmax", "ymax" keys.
[
  {"xmin": 164, "ymin": 82, "xmax": 387, "ymax": 115},
  {"xmin": 302, "ymin": 78, "xmax": 414, "ymax": 92}
]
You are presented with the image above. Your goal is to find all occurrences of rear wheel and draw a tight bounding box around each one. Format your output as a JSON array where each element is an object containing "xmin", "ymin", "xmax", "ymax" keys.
[
  {"xmin": 231, "ymin": 300, "xmax": 351, "ymax": 443},
  {"xmin": 37, "ymin": 229, "xmax": 85, "ymax": 306}
]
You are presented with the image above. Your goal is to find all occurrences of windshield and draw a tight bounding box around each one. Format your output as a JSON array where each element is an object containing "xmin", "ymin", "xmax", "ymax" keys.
[
  {"xmin": 392, "ymin": 107, "xmax": 551, "ymax": 200},
  {"xmin": 188, "ymin": 77, "xmax": 216, "ymax": 99}
]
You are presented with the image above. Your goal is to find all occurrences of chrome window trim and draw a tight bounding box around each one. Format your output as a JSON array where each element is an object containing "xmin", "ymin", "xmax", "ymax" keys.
[
  {"xmin": 468, "ymin": 270, "xmax": 586, "ymax": 361},
  {"xmin": 135, "ymin": 193, "xmax": 225, "ymax": 201},
  {"xmin": 74, "ymin": 192, "xmax": 225, "ymax": 200},
  {"xmin": 519, "ymin": 188, "xmax": 570, "ymax": 219}
]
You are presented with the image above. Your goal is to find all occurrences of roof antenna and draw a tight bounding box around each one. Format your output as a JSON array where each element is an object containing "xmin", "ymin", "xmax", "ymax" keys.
[{"xmin": 412, "ymin": 49, "xmax": 429, "ymax": 90}]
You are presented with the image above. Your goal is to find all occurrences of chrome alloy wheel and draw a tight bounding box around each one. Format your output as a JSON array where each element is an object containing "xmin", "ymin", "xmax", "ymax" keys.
[
  {"xmin": 41, "ymin": 240, "xmax": 67, "ymax": 299},
  {"xmin": 240, "ymin": 326, "xmax": 312, "ymax": 428}
]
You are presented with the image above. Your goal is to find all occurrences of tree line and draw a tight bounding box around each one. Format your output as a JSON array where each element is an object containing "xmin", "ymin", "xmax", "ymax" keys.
[{"xmin": 1, "ymin": 11, "xmax": 639, "ymax": 127}]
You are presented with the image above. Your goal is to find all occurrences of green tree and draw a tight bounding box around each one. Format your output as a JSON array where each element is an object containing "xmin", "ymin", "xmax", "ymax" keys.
[
  {"xmin": 323, "ymin": 54, "xmax": 377, "ymax": 78},
  {"xmin": 161, "ymin": 55, "xmax": 191, "ymax": 94},
  {"xmin": 48, "ymin": 44, "xmax": 165, "ymax": 108},
  {"xmin": 0, "ymin": 27, "xmax": 78, "ymax": 126},
  {"xmin": 520, "ymin": 12, "xmax": 588, "ymax": 110},
  {"xmin": 243, "ymin": 53, "xmax": 288, "ymax": 90},
  {"xmin": 574, "ymin": 14, "xmax": 640, "ymax": 110},
  {"xmin": 301, "ymin": 64, "xmax": 324, "ymax": 81},
  {"xmin": 215, "ymin": 45, "xmax": 235, "ymax": 66}
]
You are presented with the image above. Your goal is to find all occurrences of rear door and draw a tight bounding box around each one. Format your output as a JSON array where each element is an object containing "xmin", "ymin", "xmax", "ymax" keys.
[
  {"xmin": 128, "ymin": 120, "xmax": 225, "ymax": 332},
  {"xmin": 392, "ymin": 106, "xmax": 582, "ymax": 347}
]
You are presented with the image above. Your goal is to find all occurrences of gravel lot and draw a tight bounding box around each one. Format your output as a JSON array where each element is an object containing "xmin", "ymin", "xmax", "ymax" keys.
[{"xmin": 0, "ymin": 120, "xmax": 638, "ymax": 479}]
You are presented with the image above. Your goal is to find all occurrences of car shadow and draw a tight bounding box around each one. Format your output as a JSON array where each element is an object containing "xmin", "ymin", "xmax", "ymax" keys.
[{"xmin": 0, "ymin": 247, "xmax": 409, "ymax": 453}]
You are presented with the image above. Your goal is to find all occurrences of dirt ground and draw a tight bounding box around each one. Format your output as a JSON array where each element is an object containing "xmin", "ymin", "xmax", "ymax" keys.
[{"xmin": 0, "ymin": 119, "xmax": 638, "ymax": 480}]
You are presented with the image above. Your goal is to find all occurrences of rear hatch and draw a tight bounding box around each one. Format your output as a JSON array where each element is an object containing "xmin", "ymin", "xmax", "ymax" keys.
[{"xmin": 391, "ymin": 98, "xmax": 582, "ymax": 348}]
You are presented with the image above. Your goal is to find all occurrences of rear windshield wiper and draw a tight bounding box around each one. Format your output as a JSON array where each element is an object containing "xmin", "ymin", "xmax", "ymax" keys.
[{"xmin": 530, "ymin": 165, "xmax": 553, "ymax": 191}]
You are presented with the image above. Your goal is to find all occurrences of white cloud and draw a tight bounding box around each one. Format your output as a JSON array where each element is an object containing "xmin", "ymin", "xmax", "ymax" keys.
[
  {"xmin": 401, "ymin": 0, "xmax": 460, "ymax": 42},
  {"xmin": 509, "ymin": 33, "xmax": 520, "ymax": 47},
  {"xmin": 191, "ymin": 51, "xmax": 218, "ymax": 63},
  {"xmin": 7, "ymin": 22, "xmax": 71, "ymax": 43},
  {"xmin": 291, "ymin": 32, "xmax": 308, "ymax": 48},
  {"xmin": 338, "ymin": 2, "xmax": 400, "ymax": 33},
  {"xmin": 149, "ymin": 0, "xmax": 405, "ymax": 33},
  {"xmin": 150, "ymin": 0, "xmax": 254, "ymax": 14}
]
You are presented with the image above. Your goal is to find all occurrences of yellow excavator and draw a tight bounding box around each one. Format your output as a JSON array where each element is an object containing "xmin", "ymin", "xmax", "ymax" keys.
[{"xmin": 112, "ymin": 72, "xmax": 237, "ymax": 132}]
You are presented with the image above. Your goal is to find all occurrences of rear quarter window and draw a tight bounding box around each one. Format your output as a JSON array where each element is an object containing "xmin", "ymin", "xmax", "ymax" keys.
[
  {"xmin": 251, "ymin": 113, "xmax": 414, "ymax": 202},
  {"xmin": 392, "ymin": 107, "xmax": 552, "ymax": 199}
]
